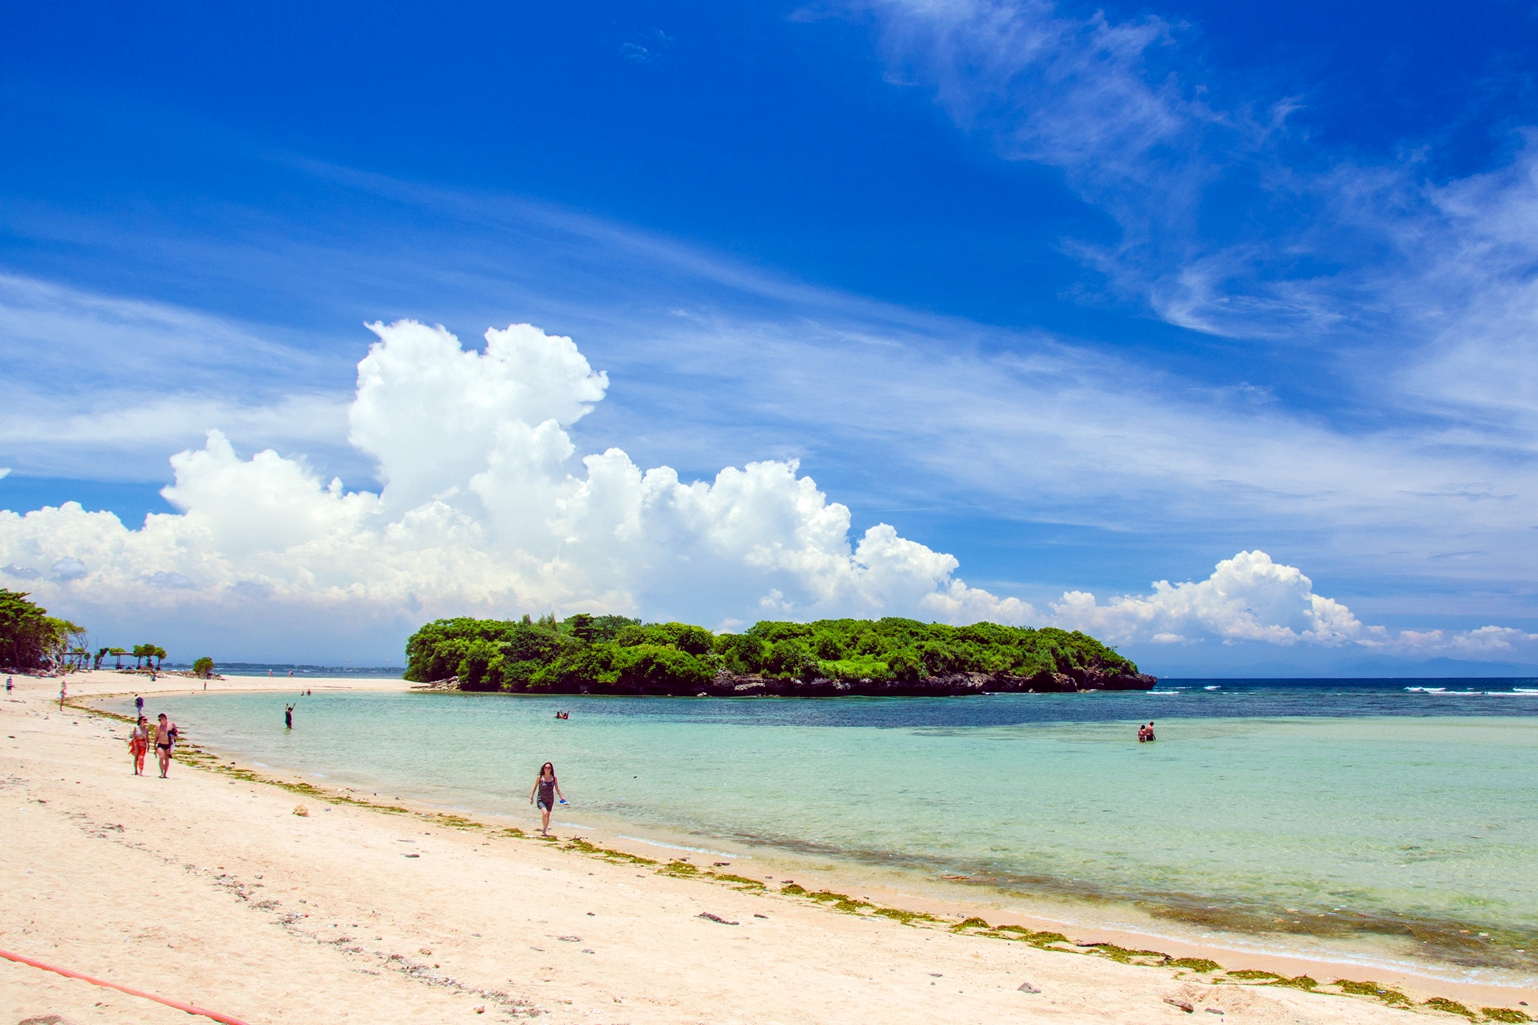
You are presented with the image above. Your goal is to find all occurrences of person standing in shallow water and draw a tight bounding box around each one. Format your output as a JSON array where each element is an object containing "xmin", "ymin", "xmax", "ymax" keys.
[
  {"xmin": 529, "ymin": 762, "xmax": 564, "ymax": 836},
  {"xmin": 284, "ymin": 704, "xmax": 294, "ymax": 729}
]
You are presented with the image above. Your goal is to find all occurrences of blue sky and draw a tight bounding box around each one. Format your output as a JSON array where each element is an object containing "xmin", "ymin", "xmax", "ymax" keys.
[{"xmin": 1, "ymin": 1, "xmax": 1535, "ymax": 672}]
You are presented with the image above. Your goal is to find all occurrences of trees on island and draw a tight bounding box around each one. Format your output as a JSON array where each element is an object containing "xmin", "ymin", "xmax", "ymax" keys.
[{"xmin": 404, "ymin": 612, "xmax": 1139, "ymax": 693}]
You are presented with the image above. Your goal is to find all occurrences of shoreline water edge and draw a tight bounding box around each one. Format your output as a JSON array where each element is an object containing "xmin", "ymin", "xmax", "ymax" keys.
[{"xmin": 5, "ymin": 669, "xmax": 1535, "ymax": 1024}]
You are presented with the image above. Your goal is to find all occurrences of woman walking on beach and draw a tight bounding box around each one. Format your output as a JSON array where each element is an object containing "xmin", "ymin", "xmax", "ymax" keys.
[
  {"xmin": 529, "ymin": 762, "xmax": 564, "ymax": 836},
  {"xmin": 154, "ymin": 712, "xmax": 177, "ymax": 778},
  {"xmin": 129, "ymin": 715, "xmax": 149, "ymax": 775}
]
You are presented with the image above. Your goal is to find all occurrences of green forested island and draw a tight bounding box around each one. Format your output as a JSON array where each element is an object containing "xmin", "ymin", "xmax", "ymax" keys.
[{"xmin": 403, "ymin": 614, "xmax": 1153, "ymax": 696}]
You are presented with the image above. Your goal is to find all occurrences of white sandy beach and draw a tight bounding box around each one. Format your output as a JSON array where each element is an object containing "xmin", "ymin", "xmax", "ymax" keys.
[{"xmin": 2, "ymin": 669, "xmax": 1533, "ymax": 1025}]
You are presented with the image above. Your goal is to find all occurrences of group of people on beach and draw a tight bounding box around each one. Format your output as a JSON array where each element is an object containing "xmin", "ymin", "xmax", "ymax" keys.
[
  {"xmin": 1137, "ymin": 721, "xmax": 1157, "ymax": 742},
  {"xmin": 116, "ymin": 682, "xmax": 567, "ymax": 838},
  {"xmin": 127, "ymin": 694, "xmax": 179, "ymax": 777}
]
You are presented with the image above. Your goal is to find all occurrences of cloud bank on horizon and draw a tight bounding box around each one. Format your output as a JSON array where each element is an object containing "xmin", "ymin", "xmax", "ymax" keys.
[{"xmin": 1, "ymin": 320, "xmax": 1530, "ymax": 665}]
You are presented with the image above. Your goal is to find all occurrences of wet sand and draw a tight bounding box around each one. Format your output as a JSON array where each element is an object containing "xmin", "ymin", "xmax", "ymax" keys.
[{"xmin": 2, "ymin": 669, "xmax": 1532, "ymax": 1024}]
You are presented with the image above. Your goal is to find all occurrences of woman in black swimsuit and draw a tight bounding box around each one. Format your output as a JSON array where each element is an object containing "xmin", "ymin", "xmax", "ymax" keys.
[{"xmin": 528, "ymin": 762, "xmax": 564, "ymax": 836}]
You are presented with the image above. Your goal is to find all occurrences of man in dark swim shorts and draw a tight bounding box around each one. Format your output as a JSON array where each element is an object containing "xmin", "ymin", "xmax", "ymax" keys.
[{"xmin": 154, "ymin": 713, "xmax": 176, "ymax": 778}]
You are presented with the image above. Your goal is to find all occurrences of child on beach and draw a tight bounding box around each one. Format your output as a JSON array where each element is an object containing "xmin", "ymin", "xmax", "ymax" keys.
[
  {"xmin": 529, "ymin": 762, "xmax": 565, "ymax": 836},
  {"xmin": 130, "ymin": 715, "xmax": 149, "ymax": 775}
]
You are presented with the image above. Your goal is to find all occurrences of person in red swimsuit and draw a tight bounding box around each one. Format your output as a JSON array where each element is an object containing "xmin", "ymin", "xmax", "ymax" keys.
[{"xmin": 129, "ymin": 715, "xmax": 149, "ymax": 775}]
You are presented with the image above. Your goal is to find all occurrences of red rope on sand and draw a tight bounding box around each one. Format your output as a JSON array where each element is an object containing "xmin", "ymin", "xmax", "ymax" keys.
[{"xmin": 0, "ymin": 947, "xmax": 251, "ymax": 1025}]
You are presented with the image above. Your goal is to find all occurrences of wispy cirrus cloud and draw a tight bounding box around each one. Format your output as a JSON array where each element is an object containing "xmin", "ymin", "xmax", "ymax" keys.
[
  {"xmin": 857, "ymin": 0, "xmax": 1538, "ymax": 425},
  {"xmin": 0, "ymin": 273, "xmax": 356, "ymax": 480}
]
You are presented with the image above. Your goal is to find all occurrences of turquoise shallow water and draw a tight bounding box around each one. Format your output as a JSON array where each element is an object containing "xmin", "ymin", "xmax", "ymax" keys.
[{"xmin": 117, "ymin": 684, "xmax": 1538, "ymax": 977}]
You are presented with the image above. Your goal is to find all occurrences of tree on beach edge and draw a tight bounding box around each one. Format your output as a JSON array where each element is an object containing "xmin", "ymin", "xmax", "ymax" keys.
[{"xmin": 0, "ymin": 588, "xmax": 86, "ymax": 670}]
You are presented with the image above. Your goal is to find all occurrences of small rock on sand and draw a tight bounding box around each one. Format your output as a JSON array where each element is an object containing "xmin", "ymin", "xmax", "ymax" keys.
[{"xmin": 1018, "ymin": 982, "xmax": 1041, "ymax": 993}]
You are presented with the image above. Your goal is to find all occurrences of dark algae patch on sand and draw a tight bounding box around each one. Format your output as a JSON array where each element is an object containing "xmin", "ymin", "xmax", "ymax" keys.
[{"xmin": 1337, "ymin": 980, "xmax": 1412, "ymax": 1006}]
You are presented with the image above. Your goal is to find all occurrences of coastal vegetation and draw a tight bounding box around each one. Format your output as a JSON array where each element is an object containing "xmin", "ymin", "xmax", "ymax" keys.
[
  {"xmin": 0, "ymin": 588, "xmax": 171, "ymax": 672},
  {"xmin": 403, "ymin": 612, "xmax": 1144, "ymax": 694},
  {"xmin": 133, "ymin": 642, "xmax": 168, "ymax": 669},
  {"xmin": 0, "ymin": 588, "xmax": 85, "ymax": 669},
  {"xmin": 193, "ymin": 656, "xmax": 216, "ymax": 678}
]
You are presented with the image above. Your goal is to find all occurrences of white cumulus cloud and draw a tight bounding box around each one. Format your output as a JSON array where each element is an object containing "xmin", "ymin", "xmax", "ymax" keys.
[
  {"xmin": 1046, "ymin": 550, "xmax": 1534, "ymax": 658},
  {"xmin": 0, "ymin": 321, "xmax": 1025, "ymax": 636},
  {"xmin": 1, "ymin": 321, "xmax": 1529, "ymax": 666}
]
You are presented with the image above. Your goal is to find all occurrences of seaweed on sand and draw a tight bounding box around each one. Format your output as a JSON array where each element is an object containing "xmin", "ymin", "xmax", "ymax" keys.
[
  {"xmin": 1421, "ymin": 998, "xmax": 1477, "ymax": 1019},
  {"xmin": 1083, "ymin": 943, "xmax": 1174, "ymax": 966},
  {"xmin": 1269, "ymin": 976, "xmax": 1318, "ymax": 991},
  {"xmin": 870, "ymin": 907, "xmax": 941, "ymax": 924},
  {"xmin": 707, "ymin": 873, "xmax": 766, "ymax": 890},
  {"xmin": 951, "ymin": 916, "xmax": 992, "ymax": 932},
  {"xmin": 1333, "ymin": 980, "xmax": 1411, "ymax": 1006},
  {"xmin": 778, "ymin": 885, "xmax": 935, "ymax": 923},
  {"xmin": 1166, "ymin": 957, "xmax": 1222, "ymax": 972},
  {"xmin": 985, "ymin": 924, "xmax": 1070, "ymax": 947},
  {"xmin": 796, "ymin": 890, "xmax": 872, "ymax": 913},
  {"xmin": 563, "ymin": 838, "xmax": 657, "ymax": 865}
]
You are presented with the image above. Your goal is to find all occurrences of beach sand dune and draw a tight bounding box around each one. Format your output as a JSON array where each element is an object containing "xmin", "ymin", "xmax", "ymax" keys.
[{"xmin": 3, "ymin": 671, "xmax": 1531, "ymax": 1024}]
